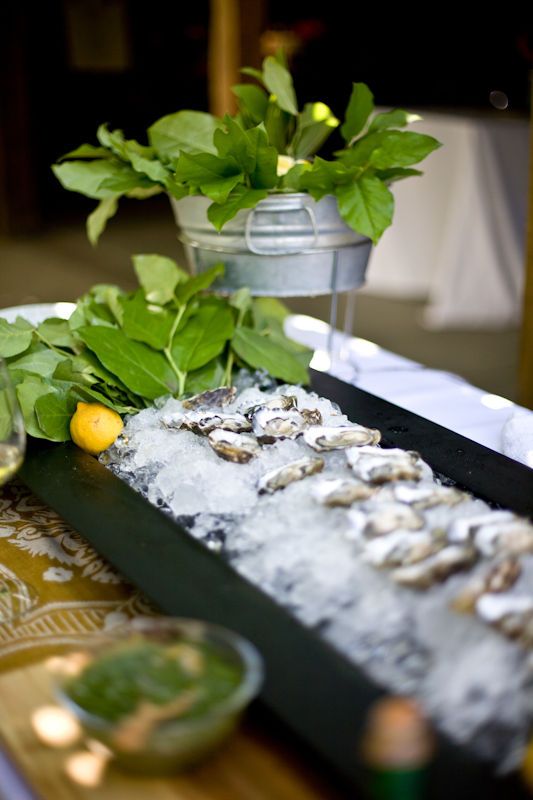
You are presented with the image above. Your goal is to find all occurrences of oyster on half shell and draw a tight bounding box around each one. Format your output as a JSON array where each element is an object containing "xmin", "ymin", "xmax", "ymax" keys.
[
  {"xmin": 303, "ymin": 424, "xmax": 381, "ymax": 452},
  {"xmin": 346, "ymin": 446, "xmax": 425, "ymax": 484},
  {"xmin": 363, "ymin": 530, "xmax": 444, "ymax": 568},
  {"xmin": 183, "ymin": 386, "xmax": 236, "ymax": 410},
  {"xmin": 252, "ymin": 407, "xmax": 308, "ymax": 443},
  {"xmin": 476, "ymin": 594, "xmax": 533, "ymax": 645},
  {"xmin": 392, "ymin": 484, "xmax": 468, "ymax": 510},
  {"xmin": 312, "ymin": 477, "xmax": 375, "ymax": 507},
  {"xmin": 391, "ymin": 545, "xmax": 477, "ymax": 589},
  {"xmin": 363, "ymin": 503, "xmax": 425, "ymax": 537},
  {"xmin": 452, "ymin": 558, "xmax": 522, "ymax": 614},
  {"xmin": 258, "ymin": 457, "xmax": 324, "ymax": 494},
  {"xmin": 180, "ymin": 411, "xmax": 252, "ymax": 435},
  {"xmin": 208, "ymin": 429, "xmax": 260, "ymax": 463}
]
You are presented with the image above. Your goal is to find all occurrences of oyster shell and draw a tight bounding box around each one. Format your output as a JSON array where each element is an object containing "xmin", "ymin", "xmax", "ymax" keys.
[
  {"xmin": 243, "ymin": 395, "xmax": 297, "ymax": 417},
  {"xmin": 363, "ymin": 531, "xmax": 443, "ymax": 568},
  {"xmin": 303, "ymin": 424, "xmax": 381, "ymax": 452},
  {"xmin": 300, "ymin": 408, "xmax": 323, "ymax": 426},
  {"xmin": 393, "ymin": 484, "xmax": 467, "ymax": 509},
  {"xmin": 252, "ymin": 407, "xmax": 307, "ymax": 443},
  {"xmin": 476, "ymin": 594, "xmax": 533, "ymax": 644},
  {"xmin": 346, "ymin": 446, "xmax": 425, "ymax": 484},
  {"xmin": 391, "ymin": 545, "xmax": 477, "ymax": 589},
  {"xmin": 208, "ymin": 429, "xmax": 260, "ymax": 463},
  {"xmin": 258, "ymin": 457, "xmax": 324, "ymax": 494},
  {"xmin": 363, "ymin": 503, "xmax": 425, "ymax": 537},
  {"xmin": 312, "ymin": 478, "xmax": 375, "ymax": 507},
  {"xmin": 447, "ymin": 511, "xmax": 516, "ymax": 544},
  {"xmin": 475, "ymin": 520, "xmax": 533, "ymax": 558},
  {"xmin": 452, "ymin": 558, "xmax": 521, "ymax": 614},
  {"xmin": 181, "ymin": 411, "xmax": 252, "ymax": 435},
  {"xmin": 183, "ymin": 386, "xmax": 236, "ymax": 410}
]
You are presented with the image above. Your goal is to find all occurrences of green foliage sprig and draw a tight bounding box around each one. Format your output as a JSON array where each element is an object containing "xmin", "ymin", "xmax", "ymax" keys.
[
  {"xmin": 0, "ymin": 255, "xmax": 312, "ymax": 442},
  {"xmin": 52, "ymin": 52, "xmax": 441, "ymax": 245}
]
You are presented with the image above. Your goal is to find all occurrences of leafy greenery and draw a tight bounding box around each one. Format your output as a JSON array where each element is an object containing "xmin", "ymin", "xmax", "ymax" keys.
[
  {"xmin": 52, "ymin": 53, "xmax": 441, "ymax": 245},
  {"xmin": 1, "ymin": 255, "xmax": 312, "ymax": 442}
]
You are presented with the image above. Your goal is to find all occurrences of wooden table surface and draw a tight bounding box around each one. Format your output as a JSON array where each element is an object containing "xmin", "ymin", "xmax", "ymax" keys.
[
  {"xmin": 0, "ymin": 660, "xmax": 348, "ymax": 800},
  {"xmin": 0, "ymin": 480, "xmax": 350, "ymax": 799}
]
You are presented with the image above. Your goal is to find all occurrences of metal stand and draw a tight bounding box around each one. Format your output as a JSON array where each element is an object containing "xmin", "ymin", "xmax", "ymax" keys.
[{"xmin": 326, "ymin": 251, "xmax": 358, "ymax": 367}]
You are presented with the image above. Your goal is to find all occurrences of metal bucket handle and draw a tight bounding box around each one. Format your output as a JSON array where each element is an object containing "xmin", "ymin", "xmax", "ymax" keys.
[{"xmin": 244, "ymin": 204, "xmax": 319, "ymax": 255}]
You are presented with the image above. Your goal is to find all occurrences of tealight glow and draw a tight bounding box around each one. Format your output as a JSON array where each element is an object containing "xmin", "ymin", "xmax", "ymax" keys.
[{"xmin": 31, "ymin": 705, "xmax": 81, "ymax": 748}]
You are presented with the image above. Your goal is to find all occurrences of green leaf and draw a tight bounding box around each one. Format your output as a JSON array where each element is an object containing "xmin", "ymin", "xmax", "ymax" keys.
[
  {"xmin": 207, "ymin": 186, "xmax": 268, "ymax": 231},
  {"xmin": 174, "ymin": 151, "xmax": 243, "ymax": 203},
  {"xmin": 246, "ymin": 126, "xmax": 278, "ymax": 188},
  {"xmin": 291, "ymin": 102, "xmax": 339, "ymax": 159},
  {"xmin": 252, "ymin": 297, "xmax": 290, "ymax": 331},
  {"xmin": 121, "ymin": 290, "xmax": 175, "ymax": 350},
  {"xmin": 97, "ymin": 167, "xmax": 154, "ymax": 194},
  {"xmin": 171, "ymin": 304, "xmax": 234, "ymax": 372},
  {"xmin": 96, "ymin": 123, "xmax": 128, "ymax": 157},
  {"xmin": 70, "ymin": 385, "xmax": 139, "ymax": 415},
  {"xmin": 214, "ymin": 116, "xmax": 254, "ymax": 173},
  {"xmin": 52, "ymin": 160, "xmax": 132, "ymax": 200},
  {"xmin": 184, "ymin": 358, "xmax": 226, "ymax": 395},
  {"xmin": 127, "ymin": 150, "xmax": 169, "ymax": 183},
  {"xmin": 368, "ymin": 109, "xmax": 422, "ymax": 133},
  {"xmin": 336, "ymin": 176, "xmax": 394, "ymax": 244},
  {"xmin": 262, "ymin": 56, "xmax": 298, "ymax": 115},
  {"xmin": 57, "ymin": 144, "xmax": 112, "ymax": 161},
  {"xmin": 264, "ymin": 99, "xmax": 292, "ymax": 153},
  {"xmin": 54, "ymin": 351, "xmax": 131, "ymax": 391},
  {"xmin": 37, "ymin": 318, "xmax": 77, "ymax": 349},
  {"xmin": 89, "ymin": 285, "xmax": 125, "ymax": 325},
  {"xmin": 232, "ymin": 84, "xmax": 269, "ymax": 125},
  {"xmin": 16, "ymin": 377, "xmax": 53, "ymax": 439},
  {"xmin": 232, "ymin": 327, "xmax": 309, "ymax": 384},
  {"xmin": 148, "ymin": 111, "xmax": 222, "ymax": 158},
  {"xmin": 298, "ymin": 157, "xmax": 352, "ymax": 201},
  {"xmin": 175, "ymin": 263, "xmax": 225, "ymax": 305},
  {"xmin": 35, "ymin": 391, "xmax": 76, "ymax": 442},
  {"xmin": 367, "ymin": 131, "xmax": 441, "ymax": 169},
  {"xmin": 78, "ymin": 326, "xmax": 178, "ymax": 399},
  {"xmin": 87, "ymin": 196, "xmax": 119, "ymax": 245},
  {"xmin": 240, "ymin": 66, "xmax": 264, "ymax": 83},
  {"xmin": 376, "ymin": 167, "xmax": 423, "ymax": 183},
  {"xmin": 133, "ymin": 254, "xmax": 188, "ymax": 305},
  {"xmin": 229, "ymin": 287, "xmax": 252, "ymax": 315},
  {"xmin": 0, "ymin": 319, "xmax": 33, "ymax": 357},
  {"xmin": 68, "ymin": 301, "xmax": 89, "ymax": 332},
  {"xmin": 341, "ymin": 83, "xmax": 374, "ymax": 142},
  {"xmin": 53, "ymin": 358, "xmax": 99, "ymax": 386},
  {"xmin": 12, "ymin": 348, "xmax": 66, "ymax": 378},
  {"xmin": 278, "ymin": 162, "xmax": 311, "ymax": 191}
]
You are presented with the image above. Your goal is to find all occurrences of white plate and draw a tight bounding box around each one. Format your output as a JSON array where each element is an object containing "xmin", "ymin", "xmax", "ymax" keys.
[{"xmin": 0, "ymin": 302, "xmax": 76, "ymax": 326}]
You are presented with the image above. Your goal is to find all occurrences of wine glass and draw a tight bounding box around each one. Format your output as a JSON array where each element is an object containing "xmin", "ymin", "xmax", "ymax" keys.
[
  {"xmin": 0, "ymin": 358, "xmax": 25, "ymax": 485},
  {"xmin": 0, "ymin": 359, "xmax": 38, "ymax": 622}
]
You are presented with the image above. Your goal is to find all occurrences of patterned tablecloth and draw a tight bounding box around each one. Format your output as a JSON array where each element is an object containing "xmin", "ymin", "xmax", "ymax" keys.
[{"xmin": 0, "ymin": 480, "xmax": 152, "ymax": 673}]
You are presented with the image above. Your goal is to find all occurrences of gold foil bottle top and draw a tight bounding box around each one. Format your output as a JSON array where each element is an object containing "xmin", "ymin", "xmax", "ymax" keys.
[{"xmin": 362, "ymin": 696, "xmax": 435, "ymax": 770}]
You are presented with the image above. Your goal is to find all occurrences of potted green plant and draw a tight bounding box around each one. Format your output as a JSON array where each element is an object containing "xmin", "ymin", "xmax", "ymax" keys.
[{"xmin": 53, "ymin": 52, "xmax": 440, "ymax": 296}]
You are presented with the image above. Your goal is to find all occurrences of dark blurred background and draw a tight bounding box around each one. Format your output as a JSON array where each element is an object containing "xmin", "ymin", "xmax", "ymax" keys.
[{"xmin": 0, "ymin": 1, "xmax": 531, "ymax": 402}]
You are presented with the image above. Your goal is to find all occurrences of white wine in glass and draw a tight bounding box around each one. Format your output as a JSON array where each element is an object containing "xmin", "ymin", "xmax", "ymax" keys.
[{"xmin": 0, "ymin": 358, "xmax": 25, "ymax": 485}]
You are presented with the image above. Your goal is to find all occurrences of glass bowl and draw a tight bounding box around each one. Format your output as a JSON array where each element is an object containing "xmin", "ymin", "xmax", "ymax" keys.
[{"xmin": 54, "ymin": 616, "xmax": 263, "ymax": 774}]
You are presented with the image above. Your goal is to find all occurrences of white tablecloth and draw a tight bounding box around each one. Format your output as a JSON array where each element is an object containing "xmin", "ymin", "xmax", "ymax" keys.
[
  {"xmin": 286, "ymin": 314, "xmax": 533, "ymax": 468},
  {"xmin": 364, "ymin": 111, "xmax": 529, "ymax": 330}
]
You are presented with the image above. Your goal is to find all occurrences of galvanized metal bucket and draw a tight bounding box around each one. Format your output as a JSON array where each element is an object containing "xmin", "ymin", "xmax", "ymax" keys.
[{"xmin": 170, "ymin": 193, "xmax": 372, "ymax": 297}]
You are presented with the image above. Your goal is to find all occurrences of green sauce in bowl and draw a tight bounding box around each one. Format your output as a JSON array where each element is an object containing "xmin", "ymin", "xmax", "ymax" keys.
[{"xmin": 56, "ymin": 618, "xmax": 263, "ymax": 773}]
